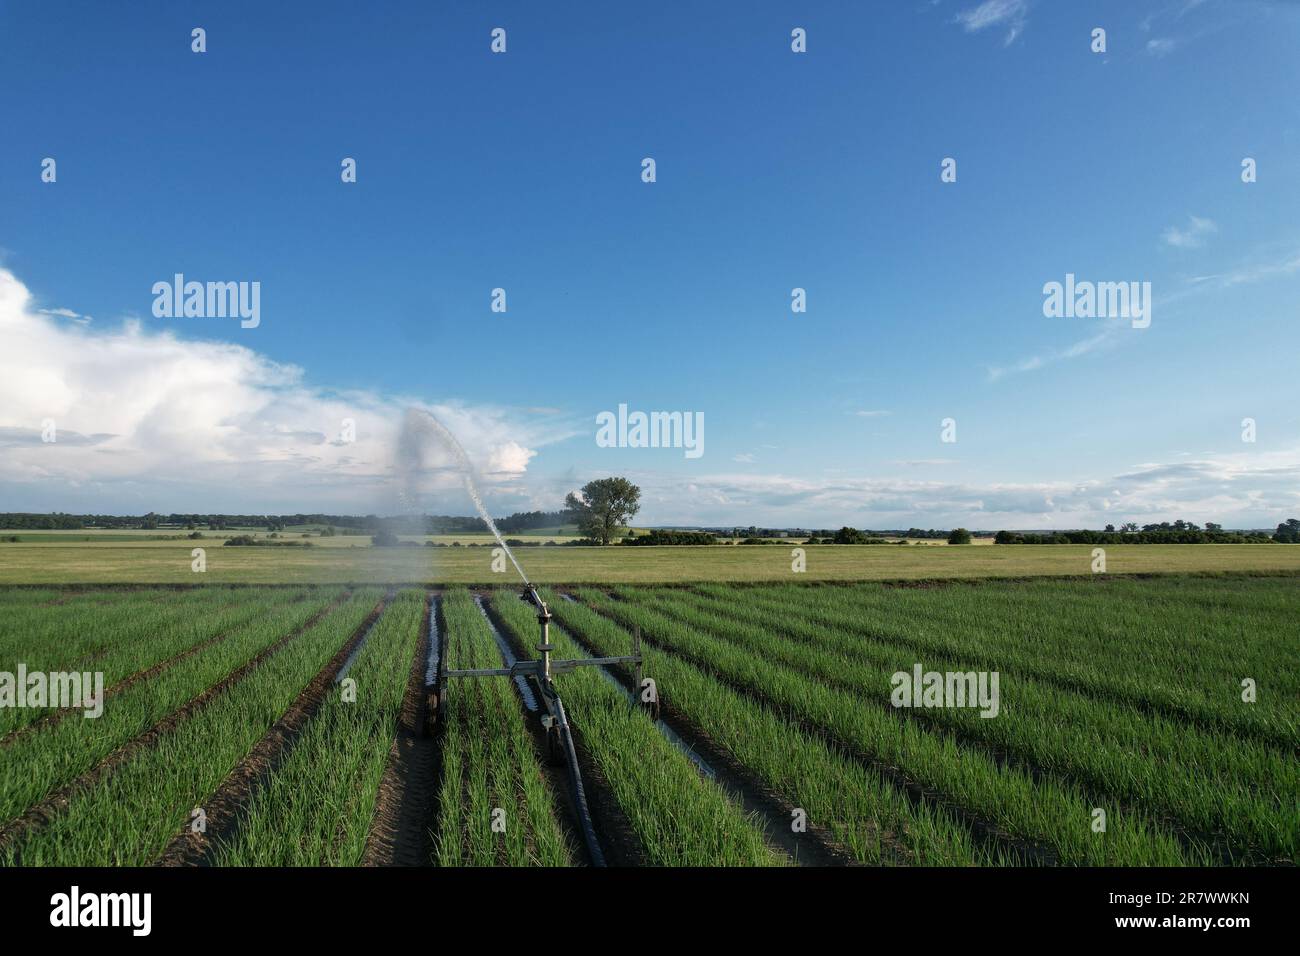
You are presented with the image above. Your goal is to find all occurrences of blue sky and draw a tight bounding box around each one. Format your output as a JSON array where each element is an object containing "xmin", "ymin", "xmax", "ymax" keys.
[{"xmin": 2, "ymin": 0, "xmax": 1299, "ymax": 528}]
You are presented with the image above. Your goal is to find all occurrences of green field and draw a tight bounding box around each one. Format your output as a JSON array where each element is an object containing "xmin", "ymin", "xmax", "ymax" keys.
[
  {"xmin": 3, "ymin": 532, "xmax": 1300, "ymax": 584},
  {"xmin": 0, "ymin": 575, "xmax": 1295, "ymax": 866}
]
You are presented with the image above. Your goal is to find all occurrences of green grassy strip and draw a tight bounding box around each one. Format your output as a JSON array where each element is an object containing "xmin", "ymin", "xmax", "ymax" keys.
[
  {"xmin": 545, "ymin": 590, "xmax": 992, "ymax": 866},
  {"xmin": 491, "ymin": 590, "xmax": 785, "ymax": 867},
  {"xmin": 435, "ymin": 589, "xmax": 573, "ymax": 866},
  {"xmin": 650, "ymin": 587, "xmax": 1297, "ymax": 860},
  {"xmin": 0, "ymin": 589, "xmax": 231, "ymax": 680},
  {"xmin": 0, "ymin": 589, "xmax": 70, "ymax": 606},
  {"xmin": 0, "ymin": 589, "xmax": 268, "ymax": 737},
  {"xmin": 0, "ymin": 590, "xmax": 139, "ymax": 621},
  {"xmin": 576, "ymin": 588, "xmax": 1203, "ymax": 866},
  {"xmin": 4, "ymin": 589, "xmax": 383, "ymax": 866},
  {"xmin": 0, "ymin": 588, "xmax": 338, "ymax": 824},
  {"xmin": 211, "ymin": 589, "xmax": 427, "ymax": 865}
]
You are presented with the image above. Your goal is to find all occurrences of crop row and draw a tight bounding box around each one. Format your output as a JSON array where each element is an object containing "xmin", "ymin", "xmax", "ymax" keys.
[
  {"xmin": 488, "ymin": 589, "xmax": 781, "ymax": 866},
  {"xmin": 213, "ymin": 588, "xmax": 427, "ymax": 865},
  {"xmin": 574, "ymin": 587, "xmax": 1202, "ymax": 865},
  {"xmin": 4, "ymin": 589, "xmax": 383, "ymax": 865},
  {"xmin": 435, "ymin": 589, "xmax": 574, "ymax": 865},
  {"xmin": 544, "ymin": 589, "xmax": 993, "ymax": 865},
  {"xmin": 657, "ymin": 585, "xmax": 1296, "ymax": 860},
  {"xmin": 1, "ymin": 588, "xmax": 277, "ymax": 738},
  {"xmin": 703, "ymin": 579, "xmax": 1298, "ymax": 743},
  {"xmin": 0, "ymin": 587, "xmax": 339, "ymax": 825},
  {"xmin": 0, "ymin": 588, "xmax": 239, "ymax": 686}
]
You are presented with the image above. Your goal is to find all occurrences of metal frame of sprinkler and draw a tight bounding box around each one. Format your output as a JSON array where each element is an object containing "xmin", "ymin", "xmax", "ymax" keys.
[
  {"xmin": 405, "ymin": 410, "xmax": 656, "ymax": 863},
  {"xmin": 431, "ymin": 584, "xmax": 654, "ymax": 866}
]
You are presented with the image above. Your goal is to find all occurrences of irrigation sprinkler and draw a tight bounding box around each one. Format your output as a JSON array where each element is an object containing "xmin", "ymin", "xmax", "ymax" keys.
[
  {"xmin": 401, "ymin": 408, "xmax": 653, "ymax": 864},
  {"xmin": 430, "ymin": 585, "xmax": 648, "ymax": 867}
]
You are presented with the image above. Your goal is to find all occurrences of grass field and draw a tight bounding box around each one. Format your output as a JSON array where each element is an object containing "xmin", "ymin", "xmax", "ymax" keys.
[
  {"xmin": 3, "ymin": 534, "xmax": 1300, "ymax": 584},
  {"xmin": 0, "ymin": 574, "xmax": 1294, "ymax": 867}
]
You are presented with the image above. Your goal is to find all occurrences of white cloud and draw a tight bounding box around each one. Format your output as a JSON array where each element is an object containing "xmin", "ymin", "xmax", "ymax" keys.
[
  {"xmin": 987, "ymin": 324, "xmax": 1122, "ymax": 381},
  {"xmin": 37, "ymin": 307, "xmax": 92, "ymax": 325},
  {"xmin": 0, "ymin": 268, "xmax": 573, "ymax": 513},
  {"xmin": 1146, "ymin": 37, "xmax": 1179, "ymax": 56},
  {"xmin": 1203, "ymin": 249, "xmax": 1300, "ymax": 288},
  {"xmin": 989, "ymin": 240, "xmax": 1300, "ymax": 381},
  {"xmin": 954, "ymin": 0, "xmax": 1031, "ymax": 45},
  {"xmin": 1162, "ymin": 214, "xmax": 1217, "ymax": 248},
  {"xmin": 622, "ymin": 449, "xmax": 1300, "ymax": 529},
  {"xmin": 5, "ymin": 266, "xmax": 1297, "ymax": 530},
  {"xmin": 852, "ymin": 409, "xmax": 891, "ymax": 418},
  {"xmin": 485, "ymin": 441, "xmax": 537, "ymax": 476},
  {"xmin": 732, "ymin": 453, "xmax": 757, "ymax": 464}
]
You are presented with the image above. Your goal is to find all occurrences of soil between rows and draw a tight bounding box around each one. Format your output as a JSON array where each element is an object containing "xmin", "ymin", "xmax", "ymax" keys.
[
  {"xmin": 156, "ymin": 592, "xmax": 390, "ymax": 866},
  {"xmin": 362, "ymin": 591, "xmax": 441, "ymax": 866}
]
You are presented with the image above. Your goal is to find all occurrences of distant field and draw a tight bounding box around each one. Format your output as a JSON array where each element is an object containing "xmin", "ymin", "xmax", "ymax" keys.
[
  {"xmin": 0, "ymin": 529, "xmax": 585, "ymax": 546},
  {"xmin": 1, "ymin": 534, "xmax": 1299, "ymax": 584}
]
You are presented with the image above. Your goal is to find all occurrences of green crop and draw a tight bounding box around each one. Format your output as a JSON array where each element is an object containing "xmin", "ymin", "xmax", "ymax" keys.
[
  {"xmin": 214, "ymin": 588, "xmax": 427, "ymax": 865},
  {"xmin": 0, "ymin": 588, "xmax": 341, "ymax": 825},
  {"xmin": 575, "ymin": 587, "xmax": 1205, "ymax": 866},
  {"xmin": 434, "ymin": 589, "xmax": 574, "ymax": 866},
  {"xmin": 673, "ymin": 582, "xmax": 1297, "ymax": 860},
  {"xmin": 545, "ymin": 589, "xmax": 992, "ymax": 865},
  {"xmin": 489, "ymin": 588, "xmax": 781, "ymax": 867},
  {"xmin": 5, "ymin": 589, "xmax": 383, "ymax": 866}
]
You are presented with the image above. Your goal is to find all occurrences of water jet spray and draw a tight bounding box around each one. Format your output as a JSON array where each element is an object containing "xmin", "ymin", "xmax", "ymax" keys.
[{"xmin": 399, "ymin": 408, "xmax": 647, "ymax": 866}]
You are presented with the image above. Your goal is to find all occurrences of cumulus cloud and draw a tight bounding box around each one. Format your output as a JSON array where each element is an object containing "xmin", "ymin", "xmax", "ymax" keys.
[
  {"xmin": 0, "ymin": 268, "xmax": 572, "ymax": 513},
  {"xmin": 4, "ymin": 264, "xmax": 1297, "ymax": 529}
]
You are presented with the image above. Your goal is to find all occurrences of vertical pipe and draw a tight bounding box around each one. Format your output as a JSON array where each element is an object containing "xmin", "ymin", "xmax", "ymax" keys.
[
  {"xmin": 541, "ymin": 613, "xmax": 552, "ymax": 680},
  {"xmin": 632, "ymin": 627, "xmax": 642, "ymax": 710}
]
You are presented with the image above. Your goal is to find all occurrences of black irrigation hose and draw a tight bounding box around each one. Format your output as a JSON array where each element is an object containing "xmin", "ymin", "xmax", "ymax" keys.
[{"xmin": 554, "ymin": 698, "xmax": 606, "ymax": 867}]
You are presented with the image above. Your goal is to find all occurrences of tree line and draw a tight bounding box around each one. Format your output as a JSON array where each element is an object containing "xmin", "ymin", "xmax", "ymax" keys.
[
  {"xmin": 4, "ymin": 506, "xmax": 1298, "ymax": 545},
  {"xmin": 994, "ymin": 526, "xmax": 1281, "ymax": 545},
  {"xmin": 0, "ymin": 510, "xmax": 570, "ymax": 534}
]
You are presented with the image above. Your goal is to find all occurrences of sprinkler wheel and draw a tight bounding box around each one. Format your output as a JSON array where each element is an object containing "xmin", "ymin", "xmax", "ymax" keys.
[{"xmin": 545, "ymin": 722, "xmax": 564, "ymax": 767}]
